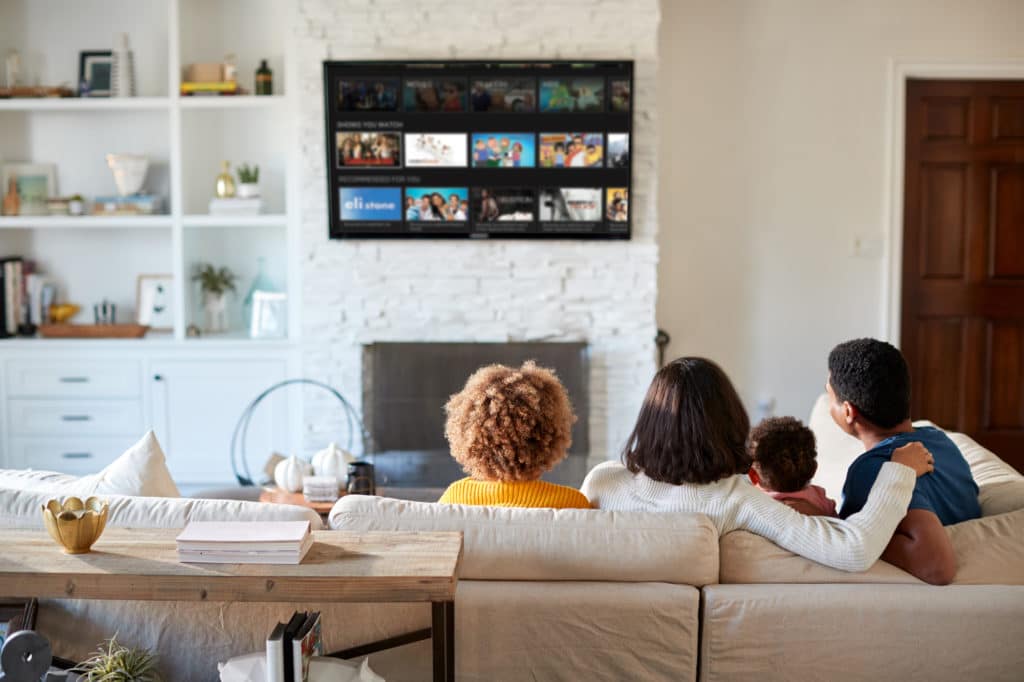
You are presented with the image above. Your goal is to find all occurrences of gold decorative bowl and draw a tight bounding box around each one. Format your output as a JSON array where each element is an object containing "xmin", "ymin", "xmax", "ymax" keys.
[{"xmin": 41, "ymin": 497, "xmax": 109, "ymax": 554}]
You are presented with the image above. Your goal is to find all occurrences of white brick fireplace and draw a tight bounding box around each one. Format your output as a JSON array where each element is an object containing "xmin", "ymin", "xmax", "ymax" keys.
[{"xmin": 292, "ymin": 0, "xmax": 661, "ymax": 465}]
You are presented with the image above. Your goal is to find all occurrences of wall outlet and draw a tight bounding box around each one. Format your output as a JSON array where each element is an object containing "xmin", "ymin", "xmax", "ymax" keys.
[{"xmin": 851, "ymin": 235, "xmax": 884, "ymax": 259}]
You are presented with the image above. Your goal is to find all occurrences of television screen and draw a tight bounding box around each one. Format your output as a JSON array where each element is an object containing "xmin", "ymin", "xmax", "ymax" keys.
[{"xmin": 324, "ymin": 61, "xmax": 633, "ymax": 240}]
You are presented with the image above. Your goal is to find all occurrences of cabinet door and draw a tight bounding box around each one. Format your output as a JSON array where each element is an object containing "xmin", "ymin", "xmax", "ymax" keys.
[{"xmin": 148, "ymin": 359, "xmax": 289, "ymax": 487}]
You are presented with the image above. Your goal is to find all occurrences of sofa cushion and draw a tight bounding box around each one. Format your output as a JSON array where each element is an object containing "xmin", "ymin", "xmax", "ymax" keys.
[
  {"xmin": 809, "ymin": 393, "xmax": 1024, "ymax": 516},
  {"xmin": 0, "ymin": 485, "xmax": 324, "ymax": 530},
  {"xmin": 329, "ymin": 496, "xmax": 719, "ymax": 585},
  {"xmin": 719, "ymin": 507, "xmax": 1024, "ymax": 585},
  {"xmin": 0, "ymin": 431, "xmax": 180, "ymax": 498}
]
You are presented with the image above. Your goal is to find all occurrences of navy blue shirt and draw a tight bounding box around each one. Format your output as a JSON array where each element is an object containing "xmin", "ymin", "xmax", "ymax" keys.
[{"xmin": 839, "ymin": 426, "xmax": 981, "ymax": 525}]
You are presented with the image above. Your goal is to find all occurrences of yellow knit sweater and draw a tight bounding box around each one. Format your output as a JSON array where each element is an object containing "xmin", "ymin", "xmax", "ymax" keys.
[{"xmin": 438, "ymin": 478, "xmax": 592, "ymax": 509}]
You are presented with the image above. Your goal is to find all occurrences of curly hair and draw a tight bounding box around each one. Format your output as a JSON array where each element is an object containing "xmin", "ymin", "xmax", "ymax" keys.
[
  {"xmin": 444, "ymin": 362, "xmax": 576, "ymax": 481},
  {"xmin": 748, "ymin": 417, "xmax": 818, "ymax": 493},
  {"xmin": 828, "ymin": 338, "xmax": 911, "ymax": 429}
]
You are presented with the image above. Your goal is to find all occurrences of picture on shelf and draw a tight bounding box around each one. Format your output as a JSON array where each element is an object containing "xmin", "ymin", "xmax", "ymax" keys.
[
  {"xmin": 606, "ymin": 188, "xmax": 628, "ymax": 222},
  {"xmin": 336, "ymin": 132, "xmax": 401, "ymax": 168},
  {"xmin": 405, "ymin": 187, "xmax": 468, "ymax": 222},
  {"xmin": 539, "ymin": 77, "xmax": 605, "ymax": 112},
  {"xmin": 136, "ymin": 274, "xmax": 174, "ymax": 331},
  {"xmin": 473, "ymin": 188, "xmax": 535, "ymax": 222},
  {"xmin": 539, "ymin": 133, "xmax": 603, "ymax": 168},
  {"xmin": 607, "ymin": 133, "xmax": 629, "ymax": 168},
  {"xmin": 470, "ymin": 78, "xmax": 536, "ymax": 112},
  {"xmin": 336, "ymin": 78, "xmax": 399, "ymax": 111},
  {"xmin": 610, "ymin": 79, "xmax": 631, "ymax": 112},
  {"xmin": 339, "ymin": 187, "xmax": 402, "ymax": 221},
  {"xmin": 470, "ymin": 133, "xmax": 536, "ymax": 168},
  {"xmin": 404, "ymin": 133, "xmax": 467, "ymax": 168},
  {"xmin": 78, "ymin": 50, "xmax": 113, "ymax": 97},
  {"xmin": 1, "ymin": 163, "xmax": 57, "ymax": 216},
  {"xmin": 539, "ymin": 188, "xmax": 602, "ymax": 222},
  {"xmin": 403, "ymin": 78, "xmax": 467, "ymax": 112}
]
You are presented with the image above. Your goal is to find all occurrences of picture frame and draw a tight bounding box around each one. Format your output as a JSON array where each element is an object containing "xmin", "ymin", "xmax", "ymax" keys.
[
  {"xmin": 79, "ymin": 50, "xmax": 113, "ymax": 97},
  {"xmin": 1, "ymin": 163, "xmax": 57, "ymax": 216},
  {"xmin": 136, "ymin": 274, "xmax": 174, "ymax": 331},
  {"xmin": 0, "ymin": 598, "xmax": 37, "ymax": 648}
]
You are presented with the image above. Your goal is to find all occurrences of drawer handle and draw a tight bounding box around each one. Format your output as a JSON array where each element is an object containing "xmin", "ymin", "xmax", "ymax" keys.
[
  {"xmin": 62, "ymin": 453, "xmax": 93, "ymax": 459},
  {"xmin": 61, "ymin": 415, "xmax": 93, "ymax": 422},
  {"xmin": 58, "ymin": 377, "xmax": 90, "ymax": 384}
]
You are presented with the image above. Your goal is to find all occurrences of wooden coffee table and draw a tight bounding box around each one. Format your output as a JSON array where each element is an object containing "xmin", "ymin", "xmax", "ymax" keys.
[{"xmin": 0, "ymin": 528, "xmax": 463, "ymax": 681}]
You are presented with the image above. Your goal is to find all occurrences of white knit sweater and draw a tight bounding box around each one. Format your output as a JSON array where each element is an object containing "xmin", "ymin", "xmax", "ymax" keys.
[{"xmin": 581, "ymin": 460, "xmax": 916, "ymax": 572}]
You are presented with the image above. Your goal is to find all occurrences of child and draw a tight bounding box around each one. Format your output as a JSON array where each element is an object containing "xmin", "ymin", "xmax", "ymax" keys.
[
  {"xmin": 747, "ymin": 416, "xmax": 836, "ymax": 516},
  {"xmin": 438, "ymin": 362, "xmax": 591, "ymax": 509}
]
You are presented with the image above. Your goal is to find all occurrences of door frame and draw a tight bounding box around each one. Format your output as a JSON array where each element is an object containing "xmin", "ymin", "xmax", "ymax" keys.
[{"xmin": 881, "ymin": 59, "xmax": 1024, "ymax": 344}]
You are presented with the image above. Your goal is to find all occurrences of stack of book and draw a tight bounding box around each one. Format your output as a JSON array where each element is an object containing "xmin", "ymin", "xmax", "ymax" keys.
[
  {"xmin": 209, "ymin": 197, "xmax": 263, "ymax": 216},
  {"xmin": 93, "ymin": 194, "xmax": 163, "ymax": 216},
  {"xmin": 175, "ymin": 521, "xmax": 313, "ymax": 564},
  {"xmin": 181, "ymin": 81, "xmax": 244, "ymax": 96},
  {"xmin": 267, "ymin": 611, "xmax": 323, "ymax": 682},
  {"xmin": 0, "ymin": 257, "xmax": 25, "ymax": 337}
]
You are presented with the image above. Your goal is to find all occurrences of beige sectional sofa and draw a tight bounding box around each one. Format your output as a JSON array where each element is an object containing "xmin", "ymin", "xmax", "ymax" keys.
[{"xmin": 0, "ymin": 399, "xmax": 1021, "ymax": 681}]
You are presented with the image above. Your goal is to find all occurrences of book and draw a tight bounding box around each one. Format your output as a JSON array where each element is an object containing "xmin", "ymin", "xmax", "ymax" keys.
[
  {"xmin": 1, "ymin": 258, "xmax": 24, "ymax": 336},
  {"xmin": 281, "ymin": 611, "xmax": 306, "ymax": 682},
  {"xmin": 208, "ymin": 197, "xmax": 263, "ymax": 216},
  {"xmin": 266, "ymin": 622, "xmax": 287, "ymax": 682},
  {"xmin": 291, "ymin": 612, "xmax": 322, "ymax": 682},
  {"xmin": 92, "ymin": 194, "xmax": 162, "ymax": 216},
  {"xmin": 176, "ymin": 521, "xmax": 312, "ymax": 564}
]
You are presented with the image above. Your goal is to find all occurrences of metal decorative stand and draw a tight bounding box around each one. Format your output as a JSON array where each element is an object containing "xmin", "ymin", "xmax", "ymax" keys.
[{"xmin": 0, "ymin": 630, "xmax": 76, "ymax": 682}]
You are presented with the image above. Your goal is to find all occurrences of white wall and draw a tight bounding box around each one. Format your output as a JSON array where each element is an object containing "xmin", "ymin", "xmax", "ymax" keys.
[
  {"xmin": 293, "ymin": 0, "xmax": 661, "ymax": 463},
  {"xmin": 657, "ymin": 0, "xmax": 1024, "ymax": 421}
]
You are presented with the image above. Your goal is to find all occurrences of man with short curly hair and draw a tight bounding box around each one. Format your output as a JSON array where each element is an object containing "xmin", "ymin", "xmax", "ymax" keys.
[
  {"xmin": 827, "ymin": 338, "xmax": 980, "ymax": 584},
  {"xmin": 438, "ymin": 362, "xmax": 591, "ymax": 508}
]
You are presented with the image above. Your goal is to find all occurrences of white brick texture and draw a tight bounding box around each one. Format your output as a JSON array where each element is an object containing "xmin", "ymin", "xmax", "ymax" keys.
[{"xmin": 295, "ymin": 0, "xmax": 661, "ymax": 463}]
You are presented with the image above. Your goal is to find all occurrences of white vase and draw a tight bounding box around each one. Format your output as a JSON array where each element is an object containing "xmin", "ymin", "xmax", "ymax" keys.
[
  {"xmin": 203, "ymin": 292, "xmax": 229, "ymax": 333},
  {"xmin": 105, "ymin": 154, "xmax": 148, "ymax": 196},
  {"xmin": 236, "ymin": 183, "xmax": 260, "ymax": 199}
]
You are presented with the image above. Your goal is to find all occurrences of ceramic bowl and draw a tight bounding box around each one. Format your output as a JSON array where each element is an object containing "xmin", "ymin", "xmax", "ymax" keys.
[{"xmin": 41, "ymin": 496, "xmax": 109, "ymax": 554}]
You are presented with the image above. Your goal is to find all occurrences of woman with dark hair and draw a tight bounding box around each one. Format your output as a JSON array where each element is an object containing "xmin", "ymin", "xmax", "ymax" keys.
[
  {"xmin": 428, "ymin": 192, "xmax": 447, "ymax": 220},
  {"xmin": 581, "ymin": 357, "xmax": 936, "ymax": 572}
]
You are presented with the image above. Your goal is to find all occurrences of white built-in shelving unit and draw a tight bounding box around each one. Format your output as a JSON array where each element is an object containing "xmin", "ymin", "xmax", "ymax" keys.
[{"xmin": 0, "ymin": 0, "xmax": 299, "ymax": 344}]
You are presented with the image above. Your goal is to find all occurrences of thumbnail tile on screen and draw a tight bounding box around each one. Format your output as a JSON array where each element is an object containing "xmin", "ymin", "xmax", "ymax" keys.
[
  {"xmin": 607, "ymin": 133, "xmax": 629, "ymax": 169},
  {"xmin": 470, "ymin": 133, "xmax": 536, "ymax": 168},
  {"xmin": 609, "ymin": 79, "xmax": 630, "ymax": 113},
  {"xmin": 606, "ymin": 188, "xmax": 628, "ymax": 222},
  {"xmin": 404, "ymin": 78, "xmax": 467, "ymax": 112},
  {"xmin": 539, "ymin": 188, "xmax": 602, "ymax": 222},
  {"xmin": 339, "ymin": 187, "xmax": 403, "ymax": 221},
  {"xmin": 336, "ymin": 132, "xmax": 401, "ymax": 168},
  {"xmin": 473, "ymin": 188, "xmax": 535, "ymax": 222},
  {"xmin": 470, "ymin": 78, "xmax": 536, "ymax": 112},
  {"xmin": 539, "ymin": 133, "xmax": 603, "ymax": 168},
  {"xmin": 539, "ymin": 77, "xmax": 605, "ymax": 112},
  {"xmin": 404, "ymin": 133, "xmax": 467, "ymax": 168},
  {"xmin": 337, "ymin": 78, "xmax": 400, "ymax": 111},
  {"xmin": 405, "ymin": 187, "xmax": 469, "ymax": 221}
]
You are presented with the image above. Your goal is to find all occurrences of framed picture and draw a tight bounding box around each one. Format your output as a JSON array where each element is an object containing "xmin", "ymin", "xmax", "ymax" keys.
[
  {"xmin": 137, "ymin": 274, "xmax": 174, "ymax": 331},
  {"xmin": 0, "ymin": 599, "xmax": 37, "ymax": 649},
  {"xmin": 79, "ymin": 50, "xmax": 113, "ymax": 97},
  {"xmin": 1, "ymin": 163, "xmax": 57, "ymax": 216}
]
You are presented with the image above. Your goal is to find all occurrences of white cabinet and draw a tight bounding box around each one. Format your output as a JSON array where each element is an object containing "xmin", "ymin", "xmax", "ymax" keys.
[{"xmin": 148, "ymin": 358, "xmax": 290, "ymax": 487}]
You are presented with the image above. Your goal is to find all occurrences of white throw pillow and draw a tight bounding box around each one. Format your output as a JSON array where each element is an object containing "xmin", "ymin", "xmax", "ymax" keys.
[{"xmin": 0, "ymin": 431, "xmax": 180, "ymax": 498}]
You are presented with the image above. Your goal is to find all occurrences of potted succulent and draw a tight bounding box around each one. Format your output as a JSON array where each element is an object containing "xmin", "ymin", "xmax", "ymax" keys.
[
  {"xmin": 73, "ymin": 636, "xmax": 162, "ymax": 682},
  {"xmin": 192, "ymin": 263, "xmax": 237, "ymax": 333},
  {"xmin": 236, "ymin": 163, "xmax": 260, "ymax": 199}
]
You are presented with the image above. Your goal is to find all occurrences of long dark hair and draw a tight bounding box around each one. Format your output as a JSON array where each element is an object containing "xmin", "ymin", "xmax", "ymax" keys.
[{"xmin": 624, "ymin": 357, "xmax": 751, "ymax": 485}]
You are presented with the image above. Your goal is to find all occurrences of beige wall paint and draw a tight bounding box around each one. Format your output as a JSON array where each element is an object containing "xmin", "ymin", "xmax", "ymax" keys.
[{"xmin": 657, "ymin": 0, "xmax": 1024, "ymax": 421}]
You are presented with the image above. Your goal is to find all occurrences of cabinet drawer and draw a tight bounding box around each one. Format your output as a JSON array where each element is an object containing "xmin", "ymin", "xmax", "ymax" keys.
[
  {"xmin": 5, "ymin": 360, "xmax": 141, "ymax": 398},
  {"xmin": 7, "ymin": 400, "xmax": 143, "ymax": 437},
  {"xmin": 7, "ymin": 436, "xmax": 131, "ymax": 475}
]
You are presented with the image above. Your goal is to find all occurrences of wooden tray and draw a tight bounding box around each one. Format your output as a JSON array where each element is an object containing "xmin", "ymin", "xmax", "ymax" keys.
[{"xmin": 38, "ymin": 324, "xmax": 149, "ymax": 338}]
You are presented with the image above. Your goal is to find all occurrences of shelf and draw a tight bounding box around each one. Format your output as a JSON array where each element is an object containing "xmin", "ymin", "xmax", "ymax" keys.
[
  {"xmin": 178, "ymin": 95, "xmax": 286, "ymax": 110},
  {"xmin": 0, "ymin": 215, "xmax": 173, "ymax": 230},
  {"xmin": 0, "ymin": 97, "xmax": 171, "ymax": 112},
  {"xmin": 182, "ymin": 214, "xmax": 287, "ymax": 228}
]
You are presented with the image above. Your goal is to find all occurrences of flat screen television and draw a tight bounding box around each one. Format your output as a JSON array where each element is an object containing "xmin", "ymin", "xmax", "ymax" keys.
[{"xmin": 323, "ymin": 60, "xmax": 633, "ymax": 240}]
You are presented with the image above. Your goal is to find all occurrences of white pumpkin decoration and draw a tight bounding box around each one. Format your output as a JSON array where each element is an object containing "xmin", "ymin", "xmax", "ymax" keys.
[
  {"xmin": 312, "ymin": 442, "xmax": 355, "ymax": 479},
  {"xmin": 274, "ymin": 455, "xmax": 312, "ymax": 493}
]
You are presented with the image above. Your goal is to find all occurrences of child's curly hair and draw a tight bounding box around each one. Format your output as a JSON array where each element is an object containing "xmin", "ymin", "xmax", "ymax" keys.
[
  {"xmin": 747, "ymin": 416, "xmax": 818, "ymax": 493},
  {"xmin": 444, "ymin": 361, "xmax": 576, "ymax": 481}
]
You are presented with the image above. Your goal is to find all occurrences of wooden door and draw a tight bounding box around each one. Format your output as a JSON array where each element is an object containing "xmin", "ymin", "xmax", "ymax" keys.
[{"xmin": 902, "ymin": 79, "xmax": 1024, "ymax": 472}]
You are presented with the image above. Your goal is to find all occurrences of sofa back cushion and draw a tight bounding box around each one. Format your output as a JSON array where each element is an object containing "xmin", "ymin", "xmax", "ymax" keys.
[
  {"xmin": 329, "ymin": 496, "xmax": 719, "ymax": 585},
  {"xmin": 719, "ymin": 507, "xmax": 1024, "ymax": 585},
  {"xmin": 0, "ymin": 431, "xmax": 180, "ymax": 499},
  {"xmin": 808, "ymin": 393, "xmax": 1024, "ymax": 516},
  {"xmin": 0, "ymin": 486, "xmax": 323, "ymax": 530}
]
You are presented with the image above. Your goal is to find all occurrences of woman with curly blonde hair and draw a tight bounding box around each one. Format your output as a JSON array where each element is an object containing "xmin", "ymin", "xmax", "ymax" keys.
[{"xmin": 438, "ymin": 361, "xmax": 591, "ymax": 508}]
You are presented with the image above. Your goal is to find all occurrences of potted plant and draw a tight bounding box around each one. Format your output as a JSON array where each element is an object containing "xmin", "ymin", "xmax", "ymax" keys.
[
  {"xmin": 73, "ymin": 636, "xmax": 162, "ymax": 682},
  {"xmin": 192, "ymin": 263, "xmax": 237, "ymax": 333},
  {"xmin": 236, "ymin": 163, "xmax": 260, "ymax": 199}
]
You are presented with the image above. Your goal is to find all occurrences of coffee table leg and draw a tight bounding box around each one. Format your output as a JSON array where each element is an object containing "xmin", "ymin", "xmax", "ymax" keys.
[{"xmin": 432, "ymin": 600, "xmax": 455, "ymax": 681}]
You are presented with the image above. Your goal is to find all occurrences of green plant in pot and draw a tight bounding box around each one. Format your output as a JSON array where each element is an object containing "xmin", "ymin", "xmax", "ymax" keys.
[
  {"xmin": 236, "ymin": 163, "xmax": 260, "ymax": 199},
  {"xmin": 72, "ymin": 636, "xmax": 162, "ymax": 682},
  {"xmin": 192, "ymin": 263, "xmax": 237, "ymax": 334}
]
